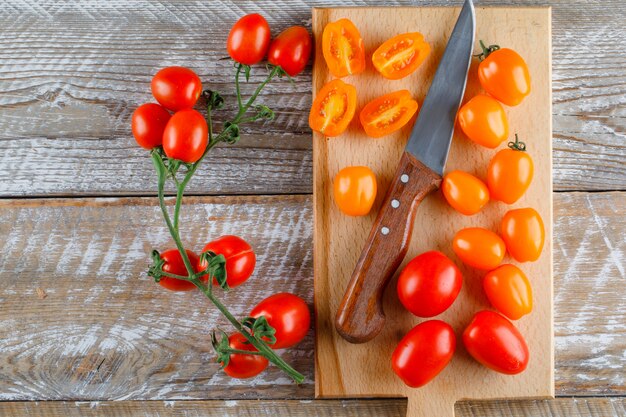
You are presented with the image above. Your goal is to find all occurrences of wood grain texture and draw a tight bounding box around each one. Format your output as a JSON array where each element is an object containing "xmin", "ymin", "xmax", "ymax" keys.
[{"xmin": 0, "ymin": 0, "xmax": 624, "ymax": 197}]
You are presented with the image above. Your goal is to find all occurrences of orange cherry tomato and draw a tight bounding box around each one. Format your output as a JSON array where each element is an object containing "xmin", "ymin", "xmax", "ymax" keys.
[
  {"xmin": 322, "ymin": 19, "xmax": 365, "ymax": 78},
  {"xmin": 359, "ymin": 90, "xmax": 418, "ymax": 138},
  {"xmin": 309, "ymin": 79, "xmax": 357, "ymax": 137},
  {"xmin": 442, "ymin": 170, "xmax": 489, "ymax": 215},
  {"xmin": 477, "ymin": 41, "xmax": 531, "ymax": 107},
  {"xmin": 501, "ymin": 208, "xmax": 545, "ymax": 262},
  {"xmin": 372, "ymin": 32, "xmax": 431, "ymax": 80},
  {"xmin": 458, "ymin": 94, "xmax": 509, "ymax": 148},
  {"xmin": 333, "ymin": 166, "xmax": 377, "ymax": 216},
  {"xmin": 453, "ymin": 227, "xmax": 506, "ymax": 270},
  {"xmin": 487, "ymin": 135, "xmax": 534, "ymax": 204},
  {"xmin": 483, "ymin": 264, "xmax": 533, "ymax": 320}
]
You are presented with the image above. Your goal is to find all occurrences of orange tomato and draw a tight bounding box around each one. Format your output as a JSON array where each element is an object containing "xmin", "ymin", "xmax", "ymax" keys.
[
  {"xmin": 442, "ymin": 170, "xmax": 489, "ymax": 215},
  {"xmin": 458, "ymin": 94, "xmax": 509, "ymax": 148},
  {"xmin": 501, "ymin": 208, "xmax": 545, "ymax": 262},
  {"xmin": 477, "ymin": 41, "xmax": 531, "ymax": 107},
  {"xmin": 453, "ymin": 227, "xmax": 506, "ymax": 270},
  {"xmin": 372, "ymin": 32, "xmax": 431, "ymax": 80},
  {"xmin": 487, "ymin": 135, "xmax": 534, "ymax": 204},
  {"xmin": 309, "ymin": 79, "xmax": 357, "ymax": 137},
  {"xmin": 483, "ymin": 264, "xmax": 533, "ymax": 320},
  {"xmin": 333, "ymin": 166, "xmax": 377, "ymax": 216},
  {"xmin": 322, "ymin": 19, "xmax": 366, "ymax": 78},
  {"xmin": 359, "ymin": 90, "xmax": 418, "ymax": 138}
]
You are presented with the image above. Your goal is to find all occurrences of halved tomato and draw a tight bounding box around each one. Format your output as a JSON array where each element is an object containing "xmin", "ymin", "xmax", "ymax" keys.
[
  {"xmin": 322, "ymin": 19, "xmax": 366, "ymax": 78},
  {"xmin": 359, "ymin": 90, "xmax": 418, "ymax": 138},
  {"xmin": 309, "ymin": 79, "xmax": 357, "ymax": 137},
  {"xmin": 372, "ymin": 33, "xmax": 431, "ymax": 80}
]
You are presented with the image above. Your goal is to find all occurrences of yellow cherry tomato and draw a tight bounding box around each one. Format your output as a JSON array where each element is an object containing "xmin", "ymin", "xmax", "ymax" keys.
[
  {"xmin": 333, "ymin": 166, "xmax": 377, "ymax": 216},
  {"xmin": 477, "ymin": 41, "xmax": 531, "ymax": 107},
  {"xmin": 488, "ymin": 135, "xmax": 534, "ymax": 204},
  {"xmin": 453, "ymin": 227, "xmax": 506, "ymax": 270},
  {"xmin": 442, "ymin": 170, "xmax": 489, "ymax": 215},
  {"xmin": 483, "ymin": 264, "xmax": 533, "ymax": 320},
  {"xmin": 458, "ymin": 94, "xmax": 509, "ymax": 148},
  {"xmin": 501, "ymin": 208, "xmax": 545, "ymax": 262}
]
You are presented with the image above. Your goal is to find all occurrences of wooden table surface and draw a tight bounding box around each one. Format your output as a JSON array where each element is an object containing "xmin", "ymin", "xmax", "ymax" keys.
[{"xmin": 0, "ymin": 1, "xmax": 624, "ymax": 416}]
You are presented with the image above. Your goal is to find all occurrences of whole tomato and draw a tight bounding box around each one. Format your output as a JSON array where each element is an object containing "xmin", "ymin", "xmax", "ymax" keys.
[
  {"xmin": 484, "ymin": 264, "xmax": 533, "ymax": 320},
  {"xmin": 151, "ymin": 66, "xmax": 202, "ymax": 112},
  {"xmin": 441, "ymin": 170, "xmax": 489, "ymax": 215},
  {"xmin": 268, "ymin": 26, "xmax": 312, "ymax": 76},
  {"xmin": 392, "ymin": 320, "xmax": 456, "ymax": 388},
  {"xmin": 227, "ymin": 13, "xmax": 271, "ymax": 65},
  {"xmin": 333, "ymin": 166, "xmax": 377, "ymax": 216},
  {"xmin": 397, "ymin": 251, "xmax": 463, "ymax": 318},
  {"xmin": 131, "ymin": 103, "xmax": 171, "ymax": 149},
  {"xmin": 501, "ymin": 208, "xmax": 545, "ymax": 262},
  {"xmin": 453, "ymin": 227, "xmax": 506, "ymax": 270},
  {"xmin": 158, "ymin": 249, "xmax": 199, "ymax": 291},
  {"xmin": 250, "ymin": 293, "xmax": 310, "ymax": 349},
  {"xmin": 463, "ymin": 310, "xmax": 529, "ymax": 375},
  {"xmin": 197, "ymin": 235, "xmax": 256, "ymax": 288},
  {"xmin": 487, "ymin": 135, "xmax": 534, "ymax": 204},
  {"xmin": 222, "ymin": 332, "xmax": 268, "ymax": 379},
  {"xmin": 458, "ymin": 94, "xmax": 509, "ymax": 148},
  {"xmin": 477, "ymin": 41, "xmax": 531, "ymax": 106},
  {"xmin": 162, "ymin": 109, "xmax": 208, "ymax": 163}
]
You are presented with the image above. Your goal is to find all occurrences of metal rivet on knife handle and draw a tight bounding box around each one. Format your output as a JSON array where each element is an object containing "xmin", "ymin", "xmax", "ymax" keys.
[
  {"xmin": 400, "ymin": 174, "xmax": 409, "ymax": 183},
  {"xmin": 391, "ymin": 199, "xmax": 400, "ymax": 208},
  {"xmin": 381, "ymin": 227, "xmax": 390, "ymax": 235}
]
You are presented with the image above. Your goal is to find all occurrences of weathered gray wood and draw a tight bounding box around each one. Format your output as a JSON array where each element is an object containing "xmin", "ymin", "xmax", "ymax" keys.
[
  {"xmin": 0, "ymin": 192, "xmax": 623, "ymax": 400},
  {"xmin": 0, "ymin": 0, "xmax": 624, "ymax": 196}
]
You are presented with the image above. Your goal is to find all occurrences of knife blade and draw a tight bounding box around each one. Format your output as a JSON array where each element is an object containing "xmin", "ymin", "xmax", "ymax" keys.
[{"xmin": 335, "ymin": 0, "xmax": 476, "ymax": 344}]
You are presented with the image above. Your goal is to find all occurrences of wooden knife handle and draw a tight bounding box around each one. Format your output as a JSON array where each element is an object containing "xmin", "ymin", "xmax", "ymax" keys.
[{"xmin": 335, "ymin": 151, "xmax": 442, "ymax": 343}]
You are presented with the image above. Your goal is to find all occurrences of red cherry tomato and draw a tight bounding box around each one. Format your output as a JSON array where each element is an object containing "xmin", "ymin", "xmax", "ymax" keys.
[
  {"xmin": 250, "ymin": 293, "xmax": 310, "ymax": 349},
  {"xmin": 392, "ymin": 320, "xmax": 456, "ymax": 388},
  {"xmin": 222, "ymin": 332, "xmax": 268, "ymax": 379},
  {"xmin": 397, "ymin": 251, "xmax": 463, "ymax": 318},
  {"xmin": 162, "ymin": 109, "xmax": 208, "ymax": 163},
  {"xmin": 151, "ymin": 66, "xmax": 202, "ymax": 112},
  {"xmin": 197, "ymin": 235, "xmax": 256, "ymax": 288},
  {"xmin": 227, "ymin": 14, "xmax": 271, "ymax": 65},
  {"xmin": 131, "ymin": 103, "xmax": 171, "ymax": 150},
  {"xmin": 463, "ymin": 310, "xmax": 529, "ymax": 375},
  {"xmin": 268, "ymin": 26, "xmax": 312, "ymax": 76},
  {"xmin": 158, "ymin": 249, "xmax": 199, "ymax": 291}
]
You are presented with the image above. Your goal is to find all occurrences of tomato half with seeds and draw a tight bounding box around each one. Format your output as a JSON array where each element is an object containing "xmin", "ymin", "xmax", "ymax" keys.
[
  {"xmin": 162, "ymin": 109, "xmax": 208, "ymax": 163},
  {"xmin": 322, "ymin": 18, "xmax": 366, "ymax": 78},
  {"xmin": 131, "ymin": 103, "xmax": 171, "ymax": 149},
  {"xmin": 159, "ymin": 249, "xmax": 199, "ymax": 291},
  {"xmin": 268, "ymin": 26, "xmax": 312, "ymax": 77},
  {"xmin": 372, "ymin": 32, "xmax": 431, "ymax": 80},
  {"xmin": 333, "ymin": 166, "xmax": 377, "ymax": 216},
  {"xmin": 452, "ymin": 227, "xmax": 506, "ymax": 270},
  {"xmin": 250, "ymin": 293, "xmax": 310, "ymax": 349},
  {"xmin": 458, "ymin": 94, "xmax": 509, "ymax": 149},
  {"xmin": 463, "ymin": 310, "xmax": 529, "ymax": 375},
  {"xmin": 309, "ymin": 79, "xmax": 357, "ymax": 137},
  {"xmin": 198, "ymin": 235, "xmax": 256, "ymax": 288},
  {"xmin": 227, "ymin": 13, "xmax": 271, "ymax": 65},
  {"xmin": 477, "ymin": 41, "xmax": 531, "ymax": 106},
  {"xmin": 222, "ymin": 332, "xmax": 268, "ymax": 379},
  {"xmin": 442, "ymin": 170, "xmax": 489, "ymax": 215},
  {"xmin": 488, "ymin": 135, "xmax": 534, "ymax": 204},
  {"xmin": 359, "ymin": 90, "xmax": 418, "ymax": 138},
  {"xmin": 151, "ymin": 66, "xmax": 202, "ymax": 112},
  {"xmin": 484, "ymin": 264, "xmax": 533, "ymax": 320},
  {"xmin": 501, "ymin": 208, "xmax": 545, "ymax": 262}
]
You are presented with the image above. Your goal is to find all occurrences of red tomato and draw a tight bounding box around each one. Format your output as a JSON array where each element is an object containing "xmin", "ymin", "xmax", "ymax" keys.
[
  {"xmin": 131, "ymin": 103, "xmax": 171, "ymax": 150},
  {"xmin": 197, "ymin": 235, "xmax": 256, "ymax": 288},
  {"xmin": 397, "ymin": 251, "xmax": 463, "ymax": 318},
  {"xmin": 250, "ymin": 293, "xmax": 310, "ymax": 349},
  {"xmin": 227, "ymin": 14, "xmax": 271, "ymax": 65},
  {"xmin": 392, "ymin": 320, "xmax": 456, "ymax": 388},
  {"xmin": 158, "ymin": 249, "xmax": 199, "ymax": 291},
  {"xmin": 463, "ymin": 310, "xmax": 529, "ymax": 375},
  {"xmin": 151, "ymin": 66, "xmax": 202, "ymax": 112},
  {"xmin": 162, "ymin": 109, "xmax": 208, "ymax": 163},
  {"xmin": 222, "ymin": 332, "xmax": 268, "ymax": 379},
  {"xmin": 268, "ymin": 26, "xmax": 312, "ymax": 76}
]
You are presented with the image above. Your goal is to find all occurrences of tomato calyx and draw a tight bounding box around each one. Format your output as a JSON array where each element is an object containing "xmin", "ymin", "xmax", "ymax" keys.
[
  {"xmin": 242, "ymin": 315, "xmax": 278, "ymax": 346},
  {"xmin": 212, "ymin": 330, "xmax": 265, "ymax": 369},
  {"xmin": 474, "ymin": 39, "xmax": 501, "ymax": 61},
  {"xmin": 198, "ymin": 250, "xmax": 228, "ymax": 289},
  {"xmin": 508, "ymin": 133, "xmax": 527, "ymax": 151}
]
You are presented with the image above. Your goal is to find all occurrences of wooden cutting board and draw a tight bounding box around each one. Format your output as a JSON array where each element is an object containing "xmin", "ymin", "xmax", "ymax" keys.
[{"xmin": 313, "ymin": 6, "xmax": 553, "ymax": 417}]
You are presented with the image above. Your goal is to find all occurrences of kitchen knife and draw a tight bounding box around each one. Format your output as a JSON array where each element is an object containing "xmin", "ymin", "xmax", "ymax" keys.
[{"xmin": 335, "ymin": 0, "xmax": 476, "ymax": 344}]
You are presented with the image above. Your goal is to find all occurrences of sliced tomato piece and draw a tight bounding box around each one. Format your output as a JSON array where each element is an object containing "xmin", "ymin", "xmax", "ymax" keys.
[
  {"xmin": 309, "ymin": 79, "xmax": 357, "ymax": 137},
  {"xmin": 372, "ymin": 32, "xmax": 431, "ymax": 80},
  {"xmin": 359, "ymin": 90, "xmax": 418, "ymax": 138},
  {"xmin": 322, "ymin": 19, "xmax": 366, "ymax": 78}
]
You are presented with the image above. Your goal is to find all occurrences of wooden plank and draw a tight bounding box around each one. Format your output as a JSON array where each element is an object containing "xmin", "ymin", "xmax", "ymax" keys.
[
  {"xmin": 0, "ymin": 0, "xmax": 624, "ymax": 197},
  {"xmin": 0, "ymin": 398, "xmax": 624, "ymax": 417},
  {"xmin": 0, "ymin": 192, "xmax": 623, "ymax": 401}
]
